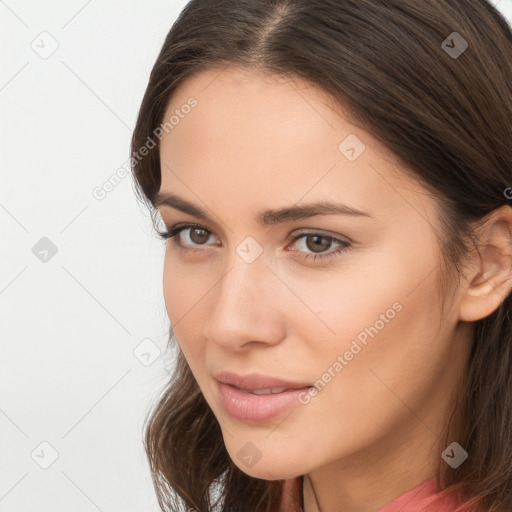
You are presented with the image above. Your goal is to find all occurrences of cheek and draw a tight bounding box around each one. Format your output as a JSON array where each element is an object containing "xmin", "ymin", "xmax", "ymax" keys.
[
  {"xmin": 162, "ymin": 254, "xmax": 207, "ymax": 323},
  {"xmin": 279, "ymin": 298, "xmax": 443, "ymax": 470},
  {"xmin": 162, "ymin": 256, "xmax": 206, "ymax": 364},
  {"xmin": 303, "ymin": 237, "xmax": 440, "ymax": 355},
  {"xmin": 290, "ymin": 247, "xmax": 443, "ymax": 396},
  {"xmin": 162, "ymin": 258, "xmax": 180, "ymax": 319},
  {"xmin": 311, "ymin": 273, "xmax": 444, "ymax": 425}
]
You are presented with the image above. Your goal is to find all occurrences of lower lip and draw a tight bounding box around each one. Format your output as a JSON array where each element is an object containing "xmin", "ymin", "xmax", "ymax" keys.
[{"xmin": 217, "ymin": 381, "xmax": 313, "ymax": 422}]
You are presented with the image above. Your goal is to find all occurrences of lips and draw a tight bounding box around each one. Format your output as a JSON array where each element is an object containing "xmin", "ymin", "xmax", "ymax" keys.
[
  {"xmin": 214, "ymin": 371, "xmax": 314, "ymax": 422},
  {"xmin": 214, "ymin": 371, "xmax": 312, "ymax": 391},
  {"xmin": 216, "ymin": 382, "xmax": 313, "ymax": 422}
]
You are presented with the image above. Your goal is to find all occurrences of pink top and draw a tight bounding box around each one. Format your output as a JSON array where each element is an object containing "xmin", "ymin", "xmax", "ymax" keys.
[
  {"xmin": 280, "ymin": 476, "xmax": 476, "ymax": 511},
  {"xmin": 377, "ymin": 477, "xmax": 469, "ymax": 512}
]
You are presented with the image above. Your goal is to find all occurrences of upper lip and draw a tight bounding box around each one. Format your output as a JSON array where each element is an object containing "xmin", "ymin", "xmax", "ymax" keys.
[{"xmin": 214, "ymin": 371, "xmax": 312, "ymax": 390}]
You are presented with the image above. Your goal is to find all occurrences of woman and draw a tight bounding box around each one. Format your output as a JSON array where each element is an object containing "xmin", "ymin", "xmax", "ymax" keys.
[{"xmin": 130, "ymin": 1, "xmax": 512, "ymax": 510}]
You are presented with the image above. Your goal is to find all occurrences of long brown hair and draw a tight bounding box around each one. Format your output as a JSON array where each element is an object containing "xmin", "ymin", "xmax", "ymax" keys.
[{"xmin": 130, "ymin": 1, "xmax": 512, "ymax": 510}]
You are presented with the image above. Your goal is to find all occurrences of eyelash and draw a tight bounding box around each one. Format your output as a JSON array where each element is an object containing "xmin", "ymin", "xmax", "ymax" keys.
[{"xmin": 156, "ymin": 223, "xmax": 351, "ymax": 262}]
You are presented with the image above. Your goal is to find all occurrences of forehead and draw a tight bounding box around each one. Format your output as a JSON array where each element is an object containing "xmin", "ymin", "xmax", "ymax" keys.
[{"xmin": 158, "ymin": 67, "xmax": 434, "ymax": 226}]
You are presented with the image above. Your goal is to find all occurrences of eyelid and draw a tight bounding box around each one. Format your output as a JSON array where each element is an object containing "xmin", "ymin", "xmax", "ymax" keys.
[
  {"xmin": 290, "ymin": 228, "xmax": 352, "ymax": 244},
  {"xmin": 164, "ymin": 223, "xmax": 220, "ymax": 244}
]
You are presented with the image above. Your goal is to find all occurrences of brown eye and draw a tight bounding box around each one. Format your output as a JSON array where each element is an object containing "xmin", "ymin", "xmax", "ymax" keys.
[
  {"xmin": 288, "ymin": 231, "xmax": 352, "ymax": 262},
  {"xmin": 157, "ymin": 224, "xmax": 217, "ymax": 247}
]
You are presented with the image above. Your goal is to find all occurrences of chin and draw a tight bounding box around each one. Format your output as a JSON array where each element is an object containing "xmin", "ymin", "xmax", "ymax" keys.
[
  {"xmin": 222, "ymin": 438, "xmax": 306, "ymax": 480},
  {"xmin": 232, "ymin": 459, "xmax": 300, "ymax": 480}
]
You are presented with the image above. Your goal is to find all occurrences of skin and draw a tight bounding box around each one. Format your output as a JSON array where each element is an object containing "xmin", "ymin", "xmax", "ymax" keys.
[{"xmin": 156, "ymin": 67, "xmax": 512, "ymax": 512}]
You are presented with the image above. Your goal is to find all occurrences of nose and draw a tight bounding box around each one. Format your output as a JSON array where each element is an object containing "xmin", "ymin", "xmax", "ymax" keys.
[{"xmin": 203, "ymin": 249, "xmax": 286, "ymax": 352}]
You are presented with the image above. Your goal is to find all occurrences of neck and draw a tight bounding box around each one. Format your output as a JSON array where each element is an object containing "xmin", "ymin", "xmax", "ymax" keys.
[{"xmin": 302, "ymin": 422, "xmax": 441, "ymax": 512}]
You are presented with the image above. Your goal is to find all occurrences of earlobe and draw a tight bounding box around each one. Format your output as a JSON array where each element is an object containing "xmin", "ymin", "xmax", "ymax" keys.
[{"xmin": 458, "ymin": 207, "xmax": 512, "ymax": 322}]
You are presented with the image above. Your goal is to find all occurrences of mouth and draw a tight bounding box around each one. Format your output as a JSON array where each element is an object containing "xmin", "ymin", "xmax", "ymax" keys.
[
  {"xmin": 216, "ymin": 382, "xmax": 314, "ymax": 422},
  {"xmin": 213, "ymin": 370, "xmax": 312, "ymax": 391}
]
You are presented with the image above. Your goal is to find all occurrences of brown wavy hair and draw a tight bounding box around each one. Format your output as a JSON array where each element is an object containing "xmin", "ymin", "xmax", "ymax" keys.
[{"xmin": 130, "ymin": 1, "xmax": 512, "ymax": 510}]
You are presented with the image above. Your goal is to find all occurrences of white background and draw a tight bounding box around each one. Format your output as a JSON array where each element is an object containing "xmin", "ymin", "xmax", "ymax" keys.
[{"xmin": 1, "ymin": 1, "xmax": 511, "ymax": 511}]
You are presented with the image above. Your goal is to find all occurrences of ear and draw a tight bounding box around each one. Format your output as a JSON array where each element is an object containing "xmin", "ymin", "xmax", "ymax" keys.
[{"xmin": 459, "ymin": 205, "xmax": 512, "ymax": 322}]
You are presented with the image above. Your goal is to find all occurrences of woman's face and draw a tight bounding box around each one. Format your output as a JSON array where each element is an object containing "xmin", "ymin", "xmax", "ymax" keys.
[{"xmin": 156, "ymin": 67, "xmax": 472, "ymax": 487}]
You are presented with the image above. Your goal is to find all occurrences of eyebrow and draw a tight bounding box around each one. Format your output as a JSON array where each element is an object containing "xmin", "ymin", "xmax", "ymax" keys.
[{"xmin": 153, "ymin": 192, "xmax": 373, "ymax": 225}]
